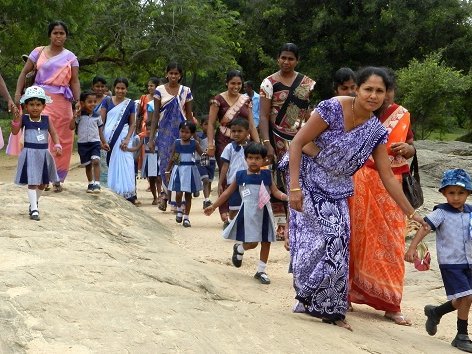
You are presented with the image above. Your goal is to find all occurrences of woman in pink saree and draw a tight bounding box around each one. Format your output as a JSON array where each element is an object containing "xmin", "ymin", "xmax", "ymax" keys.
[{"xmin": 14, "ymin": 20, "xmax": 80, "ymax": 191}]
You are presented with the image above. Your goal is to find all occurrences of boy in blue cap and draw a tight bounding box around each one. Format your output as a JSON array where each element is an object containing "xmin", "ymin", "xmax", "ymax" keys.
[{"xmin": 405, "ymin": 169, "xmax": 472, "ymax": 352}]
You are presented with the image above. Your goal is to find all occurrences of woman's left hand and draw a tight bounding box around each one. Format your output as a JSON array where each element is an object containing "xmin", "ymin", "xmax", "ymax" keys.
[
  {"xmin": 391, "ymin": 142, "xmax": 411, "ymax": 157},
  {"xmin": 120, "ymin": 139, "xmax": 129, "ymax": 151}
]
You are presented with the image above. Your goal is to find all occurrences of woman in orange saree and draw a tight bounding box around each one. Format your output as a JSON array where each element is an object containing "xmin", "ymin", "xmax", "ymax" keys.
[
  {"xmin": 348, "ymin": 81, "xmax": 415, "ymax": 325},
  {"xmin": 14, "ymin": 21, "xmax": 80, "ymax": 191}
]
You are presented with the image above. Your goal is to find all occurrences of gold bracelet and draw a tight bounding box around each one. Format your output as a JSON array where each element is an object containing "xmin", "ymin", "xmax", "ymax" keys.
[
  {"xmin": 408, "ymin": 209, "xmax": 418, "ymax": 219},
  {"xmin": 207, "ymin": 145, "xmax": 215, "ymax": 150},
  {"xmin": 262, "ymin": 139, "xmax": 270, "ymax": 144},
  {"xmin": 290, "ymin": 188, "xmax": 301, "ymax": 192}
]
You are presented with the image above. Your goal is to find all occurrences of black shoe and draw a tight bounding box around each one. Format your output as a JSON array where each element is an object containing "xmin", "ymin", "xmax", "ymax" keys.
[
  {"xmin": 254, "ymin": 272, "xmax": 271, "ymax": 284},
  {"xmin": 232, "ymin": 243, "xmax": 243, "ymax": 268},
  {"xmin": 183, "ymin": 219, "xmax": 191, "ymax": 227},
  {"xmin": 193, "ymin": 191, "xmax": 200, "ymax": 198},
  {"xmin": 452, "ymin": 334, "xmax": 472, "ymax": 352},
  {"xmin": 93, "ymin": 184, "xmax": 101, "ymax": 193},
  {"xmin": 424, "ymin": 305, "xmax": 440, "ymax": 336},
  {"xmin": 30, "ymin": 210, "xmax": 40, "ymax": 221},
  {"xmin": 86, "ymin": 183, "xmax": 94, "ymax": 193},
  {"xmin": 176, "ymin": 214, "xmax": 183, "ymax": 223},
  {"xmin": 203, "ymin": 200, "xmax": 212, "ymax": 209}
]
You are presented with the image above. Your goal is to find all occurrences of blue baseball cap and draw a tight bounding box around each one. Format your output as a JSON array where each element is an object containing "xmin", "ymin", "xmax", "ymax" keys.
[{"xmin": 439, "ymin": 169, "xmax": 472, "ymax": 192}]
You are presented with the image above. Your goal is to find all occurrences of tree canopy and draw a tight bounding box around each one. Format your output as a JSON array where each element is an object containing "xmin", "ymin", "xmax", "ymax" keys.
[{"xmin": 1, "ymin": 0, "xmax": 472, "ymax": 130}]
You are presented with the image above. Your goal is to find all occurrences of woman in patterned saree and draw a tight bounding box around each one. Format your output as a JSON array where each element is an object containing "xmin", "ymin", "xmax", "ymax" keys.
[
  {"xmin": 15, "ymin": 20, "xmax": 80, "ymax": 192},
  {"xmin": 259, "ymin": 43, "xmax": 316, "ymax": 239},
  {"xmin": 348, "ymin": 70, "xmax": 415, "ymax": 325},
  {"xmin": 285, "ymin": 67, "xmax": 425, "ymax": 331},
  {"xmin": 148, "ymin": 63, "xmax": 193, "ymax": 211},
  {"xmin": 206, "ymin": 70, "xmax": 259, "ymax": 227},
  {"xmin": 101, "ymin": 78, "xmax": 137, "ymax": 203}
]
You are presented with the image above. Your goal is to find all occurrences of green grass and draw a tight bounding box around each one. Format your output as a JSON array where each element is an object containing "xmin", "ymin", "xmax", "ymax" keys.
[{"xmin": 427, "ymin": 128, "xmax": 468, "ymax": 141}]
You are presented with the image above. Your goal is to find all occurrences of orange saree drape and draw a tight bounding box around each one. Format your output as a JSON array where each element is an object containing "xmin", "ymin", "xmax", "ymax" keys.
[{"xmin": 348, "ymin": 104, "xmax": 411, "ymax": 312}]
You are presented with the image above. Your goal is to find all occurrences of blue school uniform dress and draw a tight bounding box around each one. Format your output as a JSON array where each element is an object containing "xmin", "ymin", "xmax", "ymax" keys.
[
  {"xmin": 141, "ymin": 136, "xmax": 159, "ymax": 178},
  {"xmin": 424, "ymin": 203, "xmax": 472, "ymax": 300},
  {"xmin": 15, "ymin": 115, "xmax": 59, "ymax": 185},
  {"xmin": 168, "ymin": 139, "xmax": 202, "ymax": 193},
  {"xmin": 223, "ymin": 170, "xmax": 276, "ymax": 242},
  {"xmin": 195, "ymin": 131, "xmax": 216, "ymax": 181}
]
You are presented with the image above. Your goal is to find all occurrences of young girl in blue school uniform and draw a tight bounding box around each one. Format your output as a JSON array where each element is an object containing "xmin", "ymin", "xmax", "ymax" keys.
[
  {"xmin": 405, "ymin": 169, "xmax": 472, "ymax": 353},
  {"xmin": 165, "ymin": 121, "xmax": 203, "ymax": 227},
  {"xmin": 204, "ymin": 143, "xmax": 288, "ymax": 285},
  {"xmin": 11, "ymin": 86, "xmax": 62, "ymax": 221}
]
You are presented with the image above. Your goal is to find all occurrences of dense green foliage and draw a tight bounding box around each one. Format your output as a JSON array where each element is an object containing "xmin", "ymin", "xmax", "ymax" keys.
[{"xmin": 1, "ymin": 0, "xmax": 472, "ymax": 136}]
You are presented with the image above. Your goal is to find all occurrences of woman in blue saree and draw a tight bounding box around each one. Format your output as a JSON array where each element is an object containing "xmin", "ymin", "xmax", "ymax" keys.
[
  {"xmin": 101, "ymin": 77, "xmax": 137, "ymax": 203},
  {"xmin": 148, "ymin": 62, "xmax": 193, "ymax": 211}
]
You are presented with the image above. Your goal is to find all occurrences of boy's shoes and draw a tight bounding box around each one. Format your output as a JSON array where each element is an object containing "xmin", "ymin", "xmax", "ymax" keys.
[
  {"xmin": 424, "ymin": 305, "xmax": 440, "ymax": 336},
  {"xmin": 193, "ymin": 191, "xmax": 200, "ymax": 197},
  {"xmin": 254, "ymin": 272, "xmax": 271, "ymax": 285},
  {"xmin": 93, "ymin": 184, "xmax": 101, "ymax": 193},
  {"xmin": 176, "ymin": 213, "xmax": 183, "ymax": 223},
  {"xmin": 451, "ymin": 334, "xmax": 472, "ymax": 352},
  {"xmin": 203, "ymin": 200, "xmax": 212, "ymax": 209},
  {"xmin": 232, "ymin": 243, "xmax": 243, "ymax": 268},
  {"xmin": 183, "ymin": 219, "xmax": 191, "ymax": 227},
  {"xmin": 30, "ymin": 210, "xmax": 40, "ymax": 221},
  {"xmin": 86, "ymin": 184, "xmax": 94, "ymax": 193}
]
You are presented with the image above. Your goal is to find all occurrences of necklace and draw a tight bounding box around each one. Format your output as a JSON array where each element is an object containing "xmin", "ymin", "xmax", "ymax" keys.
[
  {"xmin": 351, "ymin": 98, "xmax": 372, "ymax": 127},
  {"xmin": 29, "ymin": 115, "xmax": 41, "ymax": 123}
]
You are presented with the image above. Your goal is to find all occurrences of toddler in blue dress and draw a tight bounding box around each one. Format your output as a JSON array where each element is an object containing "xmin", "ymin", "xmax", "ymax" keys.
[
  {"xmin": 12, "ymin": 86, "xmax": 62, "ymax": 221},
  {"xmin": 166, "ymin": 121, "xmax": 203, "ymax": 227},
  {"xmin": 204, "ymin": 143, "xmax": 287, "ymax": 284}
]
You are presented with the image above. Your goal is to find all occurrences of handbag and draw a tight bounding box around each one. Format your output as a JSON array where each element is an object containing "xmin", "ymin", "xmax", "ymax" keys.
[
  {"xmin": 414, "ymin": 242, "xmax": 431, "ymax": 271},
  {"xmin": 402, "ymin": 152, "xmax": 424, "ymax": 209},
  {"xmin": 24, "ymin": 46, "xmax": 45, "ymax": 89}
]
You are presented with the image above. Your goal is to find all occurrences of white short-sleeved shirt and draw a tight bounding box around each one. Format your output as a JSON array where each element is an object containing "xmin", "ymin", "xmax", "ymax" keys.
[
  {"xmin": 425, "ymin": 203, "xmax": 472, "ymax": 266},
  {"xmin": 221, "ymin": 142, "xmax": 247, "ymax": 184}
]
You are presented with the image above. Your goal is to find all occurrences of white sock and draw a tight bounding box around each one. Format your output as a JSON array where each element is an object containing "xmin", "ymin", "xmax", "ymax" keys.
[
  {"xmin": 183, "ymin": 214, "xmax": 189, "ymax": 220},
  {"xmin": 177, "ymin": 207, "xmax": 182, "ymax": 214},
  {"xmin": 94, "ymin": 181, "xmax": 100, "ymax": 186},
  {"xmin": 257, "ymin": 260, "xmax": 267, "ymax": 273},
  {"xmin": 236, "ymin": 244, "xmax": 245, "ymax": 260},
  {"xmin": 27, "ymin": 189, "xmax": 38, "ymax": 211},
  {"xmin": 204, "ymin": 198, "xmax": 210, "ymax": 202},
  {"xmin": 36, "ymin": 189, "xmax": 43, "ymax": 202},
  {"xmin": 88, "ymin": 180, "xmax": 93, "ymax": 184}
]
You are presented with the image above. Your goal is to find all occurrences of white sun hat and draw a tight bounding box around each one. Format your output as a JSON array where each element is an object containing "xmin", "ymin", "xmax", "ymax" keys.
[{"xmin": 20, "ymin": 86, "xmax": 53, "ymax": 104}]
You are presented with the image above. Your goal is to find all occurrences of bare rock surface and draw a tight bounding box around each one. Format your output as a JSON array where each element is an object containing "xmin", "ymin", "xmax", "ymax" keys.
[{"xmin": 0, "ymin": 142, "xmax": 469, "ymax": 353}]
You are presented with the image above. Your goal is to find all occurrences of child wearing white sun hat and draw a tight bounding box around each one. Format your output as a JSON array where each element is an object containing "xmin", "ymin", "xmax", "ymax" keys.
[{"xmin": 11, "ymin": 86, "xmax": 61, "ymax": 221}]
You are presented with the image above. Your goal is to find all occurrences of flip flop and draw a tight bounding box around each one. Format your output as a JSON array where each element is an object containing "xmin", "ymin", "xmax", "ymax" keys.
[{"xmin": 384, "ymin": 312, "xmax": 412, "ymax": 326}]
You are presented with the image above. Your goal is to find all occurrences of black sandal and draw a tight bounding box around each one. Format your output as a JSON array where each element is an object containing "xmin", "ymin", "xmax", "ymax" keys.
[{"xmin": 232, "ymin": 243, "xmax": 243, "ymax": 268}]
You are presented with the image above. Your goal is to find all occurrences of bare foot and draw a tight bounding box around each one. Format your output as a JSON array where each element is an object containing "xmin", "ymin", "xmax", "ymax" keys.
[{"xmin": 322, "ymin": 318, "xmax": 353, "ymax": 331}]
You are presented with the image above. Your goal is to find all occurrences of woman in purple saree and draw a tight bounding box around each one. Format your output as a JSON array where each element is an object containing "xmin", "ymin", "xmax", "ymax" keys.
[{"xmin": 284, "ymin": 67, "xmax": 425, "ymax": 331}]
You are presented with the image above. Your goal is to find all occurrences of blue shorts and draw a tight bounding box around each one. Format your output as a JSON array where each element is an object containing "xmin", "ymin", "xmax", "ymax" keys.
[
  {"xmin": 78, "ymin": 141, "xmax": 101, "ymax": 166},
  {"xmin": 440, "ymin": 265, "xmax": 472, "ymax": 300},
  {"xmin": 197, "ymin": 160, "xmax": 216, "ymax": 181},
  {"xmin": 229, "ymin": 190, "xmax": 242, "ymax": 211}
]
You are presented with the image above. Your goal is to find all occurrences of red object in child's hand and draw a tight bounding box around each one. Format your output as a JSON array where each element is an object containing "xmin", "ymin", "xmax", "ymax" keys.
[{"xmin": 414, "ymin": 242, "xmax": 431, "ymax": 271}]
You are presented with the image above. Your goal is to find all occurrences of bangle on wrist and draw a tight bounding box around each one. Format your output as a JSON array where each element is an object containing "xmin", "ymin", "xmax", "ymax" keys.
[
  {"xmin": 290, "ymin": 187, "xmax": 302, "ymax": 192},
  {"xmin": 54, "ymin": 143, "xmax": 62, "ymax": 149},
  {"xmin": 408, "ymin": 209, "xmax": 418, "ymax": 219},
  {"xmin": 11, "ymin": 120, "xmax": 20, "ymax": 127},
  {"xmin": 262, "ymin": 139, "xmax": 270, "ymax": 144}
]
